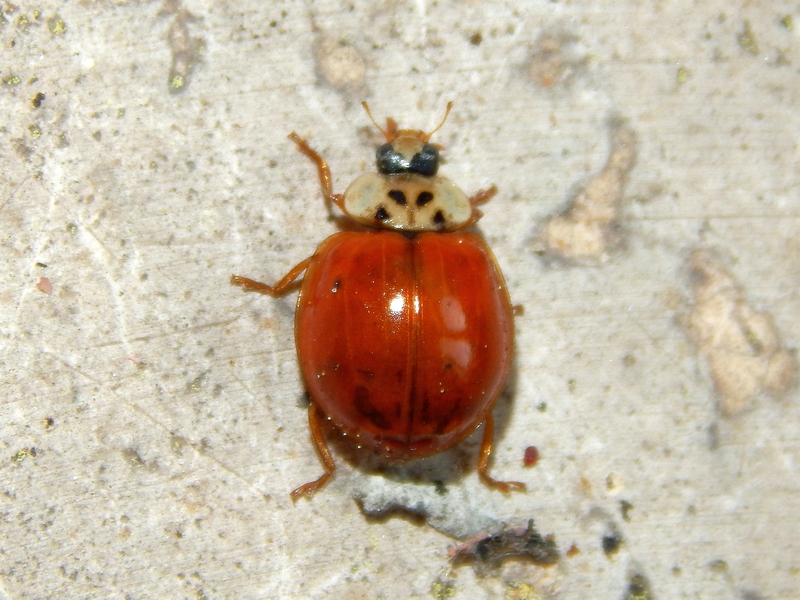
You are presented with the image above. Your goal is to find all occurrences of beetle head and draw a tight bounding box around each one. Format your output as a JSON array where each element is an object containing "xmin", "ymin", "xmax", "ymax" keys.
[{"xmin": 362, "ymin": 102, "xmax": 452, "ymax": 177}]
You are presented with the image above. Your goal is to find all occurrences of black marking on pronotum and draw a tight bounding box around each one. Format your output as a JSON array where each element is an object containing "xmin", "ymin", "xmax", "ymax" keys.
[
  {"xmin": 375, "ymin": 206, "xmax": 389, "ymax": 220},
  {"xmin": 433, "ymin": 210, "xmax": 445, "ymax": 225},
  {"xmin": 376, "ymin": 144, "xmax": 407, "ymax": 174},
  {"xmin": 388, "ymin": 190, "xmax": 406, "ymax": 205},
  {"xmin": 376, "ymin": 143, "xmax": 440, "ymax": 176},
  {"xmin": 410, "ymin": 144, "xmax": 439, "ymax": 176},
  {"xmin": 417, "ymin": 191, "xmax": 433, "ymax": 207}
]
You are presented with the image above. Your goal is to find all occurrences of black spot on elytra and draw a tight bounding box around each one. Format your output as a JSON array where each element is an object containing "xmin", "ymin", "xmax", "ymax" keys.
[
  {"xmin": 388, "ymin": 190, "xmax": 406, "ymax": 205},
  {"xmin": 420, "ymin": 395, "xmax": 431, "ymax": 424},
  {"xmin": 417, "ymin": 191, "xmax": 433, "ymax": 206},
  {"xmin": 434, "ymin": 400, "xmax": 462, "ymax": 434},
  {"xmin": 435, "ymin": 414, "xmax": 453, "ymax": 434},
  {"xmin": 353, "ymin": 386, "xmax": 391, "ymax": 430},
  {"xmin": 375, "ymin": 206, "xmax": 389, "ymax": 220},
  {"xmin": 433, "ymin": 210, "xmax": 445, "ymax": 226}
]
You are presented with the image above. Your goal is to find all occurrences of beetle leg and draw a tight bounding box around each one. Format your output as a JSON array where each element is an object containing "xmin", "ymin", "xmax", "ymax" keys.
[
  {"xmin": 290, "ymin": 404, "xmax": 336, "ymax": 501},
  {"xmin": 288, "ymin": 132, "xmax": 345, "ymax": 215},
  {"xmin": 477, "ymin": 414, "xmax": 527, "ymax": 493},
  {"xmin": 463, "ymin": 184, "xmax": 498, "ymax": 227},
  {"xmin": 468, "ymin": 184, "xmax": 498, "ymax": 207},
  {"xmin": 230, "ymin": 257, "xmax": 313, "ymax": 297}
]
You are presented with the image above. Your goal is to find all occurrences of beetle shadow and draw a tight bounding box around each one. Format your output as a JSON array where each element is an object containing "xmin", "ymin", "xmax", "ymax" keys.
[{"xmin": 322, "ymin": 424, "xmax": 471, "ymax": 488}]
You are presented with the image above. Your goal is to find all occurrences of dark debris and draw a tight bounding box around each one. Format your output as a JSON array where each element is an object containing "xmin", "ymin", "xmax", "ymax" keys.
[{"xmin": 449, "ymin": 519, "xmax": 559, "ymax": 574}]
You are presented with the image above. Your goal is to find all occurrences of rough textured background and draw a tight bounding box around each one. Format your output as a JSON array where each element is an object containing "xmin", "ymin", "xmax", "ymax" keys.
[{"xmin": 1, "ymin": 1, "xmax": 799, "ymax": 598}]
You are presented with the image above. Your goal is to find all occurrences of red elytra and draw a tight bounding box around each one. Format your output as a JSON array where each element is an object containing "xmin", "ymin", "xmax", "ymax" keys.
[{"xmin": 232, "ymin": 103, "xmax": 525, "ymax": 500}]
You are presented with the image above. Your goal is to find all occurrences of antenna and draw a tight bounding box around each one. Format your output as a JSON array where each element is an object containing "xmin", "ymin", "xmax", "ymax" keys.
[
  {"xmin": 361, "ymin": 101, "xmax": 454, "ymax": 142},
  {"xmin": 422, "ymin": 101, "xmax": 453, "ymax": 141},
  {"xmin": 361, "ymin": 101, "xmax": 391, "ymax": 141}
]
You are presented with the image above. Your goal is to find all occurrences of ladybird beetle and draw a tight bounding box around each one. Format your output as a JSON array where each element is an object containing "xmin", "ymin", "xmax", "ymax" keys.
[{"xmin": 231, "ymin": 103, "xmax": 525, "ymax": 500}]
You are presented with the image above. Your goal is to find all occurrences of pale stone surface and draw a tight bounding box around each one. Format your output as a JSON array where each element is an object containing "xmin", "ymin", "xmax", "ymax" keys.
[{"xmin": 1, "ymin": 1, "xmax": 798, "ymax": 598}]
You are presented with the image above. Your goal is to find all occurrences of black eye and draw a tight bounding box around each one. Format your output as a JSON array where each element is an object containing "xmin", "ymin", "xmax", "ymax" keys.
[
  {"xmin": 409, "ymin": 143, "xmax": 439, "ymax": 176},
  {"xmin": 376, "ymin": 144, "xmax": 409, "ymax": 174}
]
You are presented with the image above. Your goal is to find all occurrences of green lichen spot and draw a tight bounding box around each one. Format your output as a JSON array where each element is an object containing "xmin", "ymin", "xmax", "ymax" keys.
[
  {"xmin": 505, "ymin": 582, "xmax": 542, "ymax": 599},
  {"xmin": 709, "ymin": 559, "xmax": 728, "ymax": 573},
  {"xmin": 49, "ymin": 17, "xmax": 66, "ymax": 35},
  {"xmin": 780, "ymin": 15, "xmax": 794, "ymax": 31},
  {"xmin": 676, "ymin": 66, "xmax": 691, "ymax": 85},
  {"xmin": 737, "ymin": 21, "xmax": 759, "ymax": 55},
  {"xmin": 430, "ymin": 578, "xmax": 455, "ymax": 600},
  {"xmin": 170, "ymin": 74, "xmax": 185, "ymax": 90},
  {"xmin": 5, "ymin": 75, "xmax": 21, "ymax": 86},
  {"xmin": 625, "ymin": 573, "xmax": 653, "ymax": 600},
  {"xmin": 620, "ymin": 499, "xmax": 634, "ymax": 521},
  {"xmin": 28, "ymin": 124, "xmax": 41, "ymax": 139}
]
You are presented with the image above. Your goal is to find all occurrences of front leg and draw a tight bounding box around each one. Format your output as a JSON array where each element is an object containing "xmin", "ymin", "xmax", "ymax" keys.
[
  {"xmin": 231, "ymin": 256, "xmax": 313, "ymax": 296},
  {"xmin": 288, "ymin": 132, "xmax": 344, "ymax": 216}
]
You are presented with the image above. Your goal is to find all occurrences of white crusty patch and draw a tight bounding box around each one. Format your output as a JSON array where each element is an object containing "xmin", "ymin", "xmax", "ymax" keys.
[
  {"xmin": 685, "ymin": 248, "xmax": 797, "ymax": 416},
  {"xmin": 535, "ymin": 123, "xmax": 636, "ymax": 262}
]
